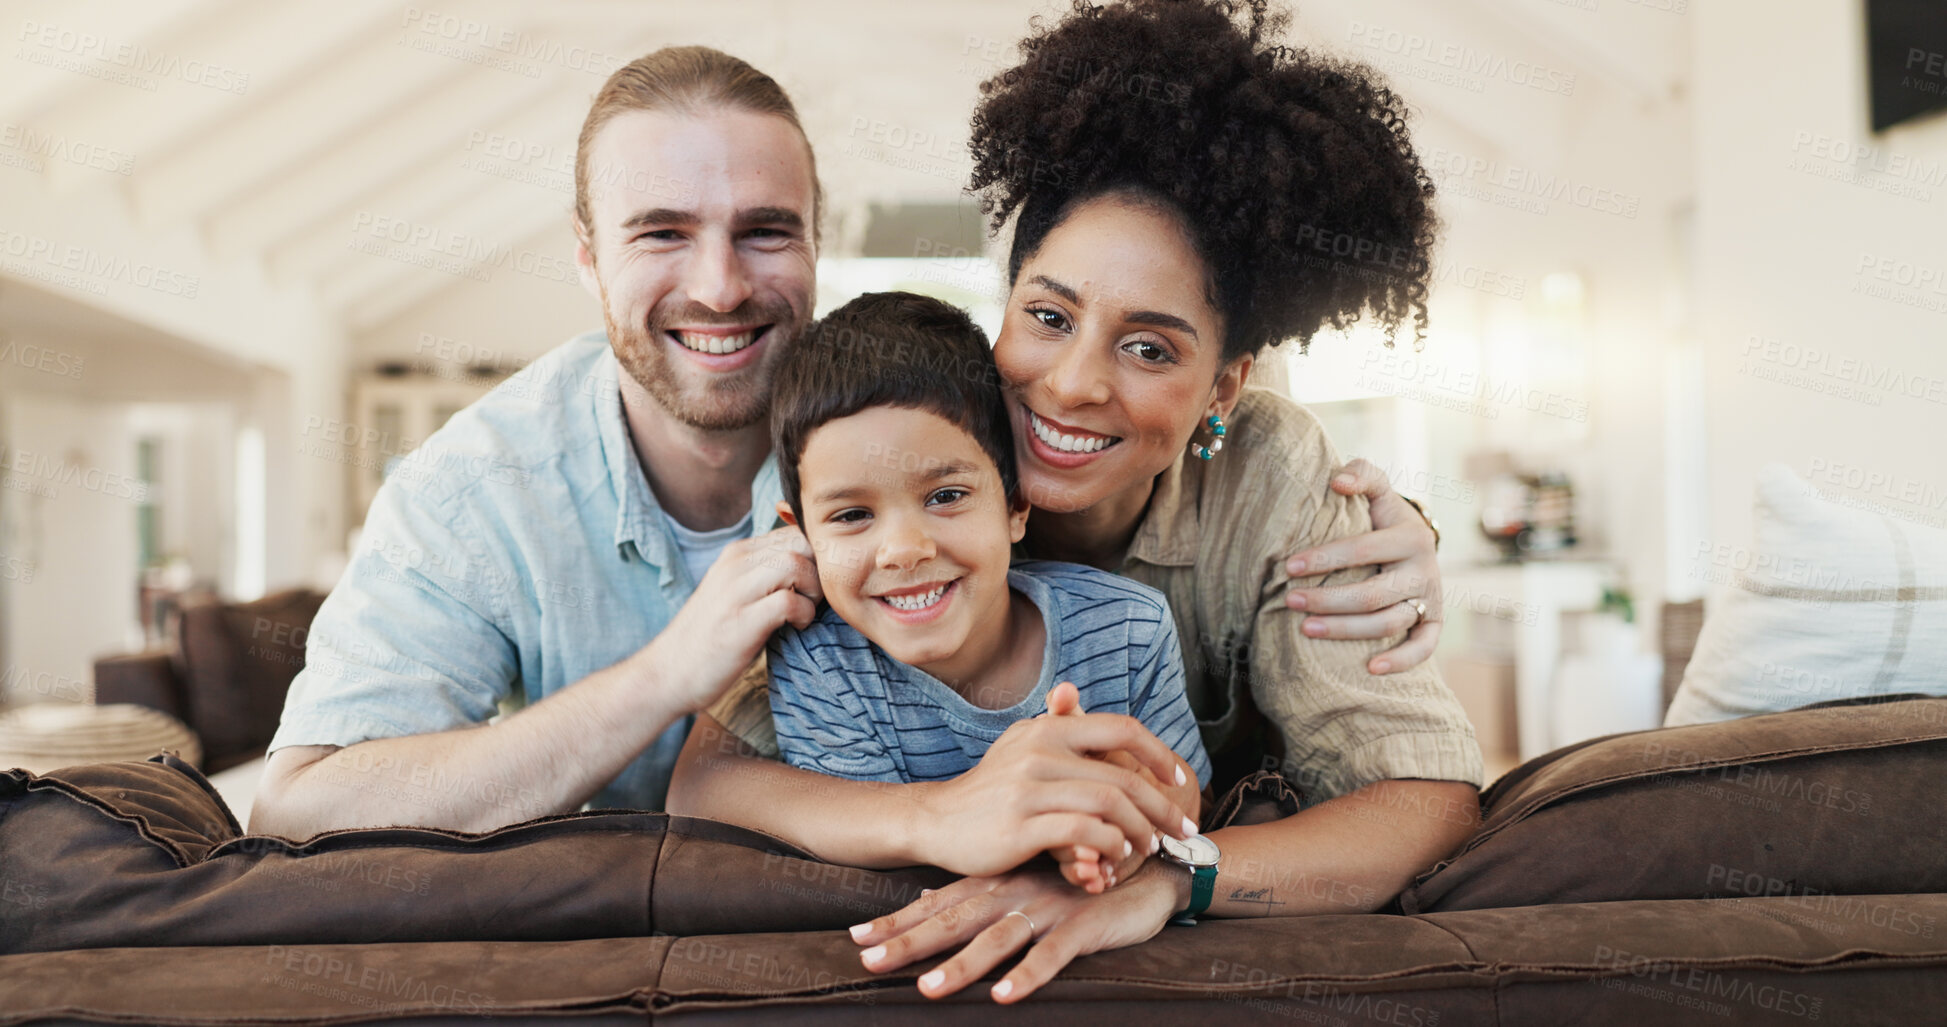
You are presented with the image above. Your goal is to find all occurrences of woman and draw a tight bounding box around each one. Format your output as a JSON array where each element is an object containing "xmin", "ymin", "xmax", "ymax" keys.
[{"xmin": 669, "ymin": 0, "xmax": 1479, "ymax": 1002}]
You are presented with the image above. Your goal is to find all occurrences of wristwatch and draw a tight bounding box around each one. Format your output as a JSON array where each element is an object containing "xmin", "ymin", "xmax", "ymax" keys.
[{"xmin": 1158, "ymin": 832, "xmax": 1220, "ymax": 925}]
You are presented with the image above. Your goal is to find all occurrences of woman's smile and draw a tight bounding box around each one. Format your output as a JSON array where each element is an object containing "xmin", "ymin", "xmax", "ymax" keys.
[{"xmin": 1023, "ymin": 406, "xmax": 1124, "ymax": 466}]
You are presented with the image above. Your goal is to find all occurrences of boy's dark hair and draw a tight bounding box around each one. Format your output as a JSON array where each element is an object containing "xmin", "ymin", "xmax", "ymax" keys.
[{"xmin": 773, "ymin": 291, "xmax": 1019, "ymax": 526}]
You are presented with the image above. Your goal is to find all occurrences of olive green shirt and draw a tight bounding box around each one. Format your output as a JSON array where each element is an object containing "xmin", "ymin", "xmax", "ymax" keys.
[{"xmin": 708, "ymin": 388, "xmax": 1483, "ymax": 802}]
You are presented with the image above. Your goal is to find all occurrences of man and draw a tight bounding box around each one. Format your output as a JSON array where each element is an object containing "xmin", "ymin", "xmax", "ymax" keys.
[
  {"xmin": 252, "ymin": 47, "xmax": 824, "ymax": 835},
  {"xmin": 250, "ymin": 46, "xmax": 1442, "ymax": 842}
]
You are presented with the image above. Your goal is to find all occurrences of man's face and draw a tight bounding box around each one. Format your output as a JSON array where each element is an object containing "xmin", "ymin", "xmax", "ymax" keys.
[{"xmin": 576, "ymin": 107, "xmax": 817, "ymax": 430}]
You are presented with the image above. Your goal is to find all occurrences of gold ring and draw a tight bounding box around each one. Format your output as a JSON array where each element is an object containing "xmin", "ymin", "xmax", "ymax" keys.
[{"xmin": 1405, "ymin": 598, "xmax": 1428, "ymax": 626}]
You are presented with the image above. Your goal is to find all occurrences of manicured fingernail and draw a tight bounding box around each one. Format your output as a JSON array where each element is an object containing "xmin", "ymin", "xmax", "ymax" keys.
[
  {"xmin": 993, "ymin": 980, "xmax": 1015, "ymax": 999},
  {"xmin": 1287, "ymin": 557, "xmax": 1307, "ymax": 575},
  {"xmin": 1287, "ymin": 592, "xmax": 1307, "ymax": 609},
  {"xmin": 919, "ymin": 970, "xmax": 945, "ymax": 990},
  {"xmin": 1123, "ymin": 839, "xmax": 1133, "ymax": 858},
  {"xmin": 1180, "ymin": 816, "xmax": 1198, "ymax": 837},
  {"xmin": 849, "ymin": 923, "xmax": 872, "ymax": 941},
  {"xmin": 861, "ymin": 946, "xmax": 886, "ymax": 964},
  {"xmin": 1371, "ymin": 660, "xmax": 1391, "ymax": 674},
  {"xmin": 1150, "ymin": 833, "xmax": 1161, "ymax": 854},
  {"xmin": 1174, "ymin": 764, "xmax": 1187, "ymax": 786},
  {"xmin": 1335, "ymin": 473, "xmax": 1355, "ymax": 487},
  {"xmin": 1303, "ymin": 619, "xmax": 1326, "ymax": 636}
]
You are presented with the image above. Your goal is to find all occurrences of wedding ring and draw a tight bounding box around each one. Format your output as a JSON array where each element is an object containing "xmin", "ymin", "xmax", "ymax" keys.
[
  {"xmin": 1404, "ymin": 598, "xmax": 1428, "ymax": 626},
  {"xmin": 1004, "ymin": 909, "xmax": 1038, "ymax": 937}
]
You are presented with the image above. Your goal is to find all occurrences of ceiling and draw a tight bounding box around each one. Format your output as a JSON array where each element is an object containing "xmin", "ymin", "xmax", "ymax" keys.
[{"xmin": 0, "ymin": 0, "xmax": 1688, "ymax": 360}]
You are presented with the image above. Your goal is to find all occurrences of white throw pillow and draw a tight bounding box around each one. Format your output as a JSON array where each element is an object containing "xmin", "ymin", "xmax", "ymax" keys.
[{"xmin": 1664, "ymin": 462, "xmax": 1947, "ymax": 725}]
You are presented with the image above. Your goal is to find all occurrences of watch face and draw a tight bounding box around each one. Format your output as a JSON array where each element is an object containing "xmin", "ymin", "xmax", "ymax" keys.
[{"xmin": 1160, "ymin": 832, "xmax": 1219, "ymax": 867}]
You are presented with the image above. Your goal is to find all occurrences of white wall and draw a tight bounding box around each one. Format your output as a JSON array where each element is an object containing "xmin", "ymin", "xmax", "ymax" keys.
[
  {"xmin": 0, "ymin": 301, "xmax": 312, "ymax": 702},
  {"xmin": 1692, "ymin": 2, "xmax": 1947, "ymax": 566},
  {"xmin": 0, "ymin": 396, "xmax": 142, "ymax": 703},
  {"xmin": 1281, "ymin": 0, "xmax": 1693, "ymax": 623}
]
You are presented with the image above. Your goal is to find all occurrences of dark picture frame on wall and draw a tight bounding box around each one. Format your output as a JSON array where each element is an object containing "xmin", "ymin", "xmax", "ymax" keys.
[{"xmin": 1867, "ymin": 0, "xmax": 1947, "ymax": 131}]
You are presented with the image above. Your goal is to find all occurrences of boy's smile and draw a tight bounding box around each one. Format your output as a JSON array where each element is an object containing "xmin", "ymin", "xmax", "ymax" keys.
[
  {"xmin": 874, "ymin": 579, "xmax": 959, "ymax": 622},
  {"xmin": 786, "ymin": 405, "xmax": 1031, "ymax": 694}
]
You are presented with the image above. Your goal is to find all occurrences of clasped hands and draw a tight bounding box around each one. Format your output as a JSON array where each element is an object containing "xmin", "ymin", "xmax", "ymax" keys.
[{"xmin": 846, "ymin": 680, "xmax": 1200, "ymax": 1003}]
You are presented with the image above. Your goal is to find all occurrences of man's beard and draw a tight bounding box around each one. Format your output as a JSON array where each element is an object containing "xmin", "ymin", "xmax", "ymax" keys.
[{"xmin": 601, "ymin": 290, "xmax": 800, "ymax": 432}]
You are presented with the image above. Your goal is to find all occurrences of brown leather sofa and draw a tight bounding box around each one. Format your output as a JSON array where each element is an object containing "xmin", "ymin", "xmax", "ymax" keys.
[
  {"xmin": 92, "ymin": 589, "xmax": 325, "ymax": 773},
  {"xmin": 4, "ymin": 694, "xmax": 1945, "ymax": 1024}
]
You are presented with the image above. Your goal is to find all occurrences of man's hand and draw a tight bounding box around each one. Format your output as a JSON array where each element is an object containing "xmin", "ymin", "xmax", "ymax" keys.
[
  {"xmin": 650, "ymin": 525, "xmax": 821, "ymax": 713},
  {"xmin": 1283, "ymin": 457, "xmax": 1444, "ymax": 674}
]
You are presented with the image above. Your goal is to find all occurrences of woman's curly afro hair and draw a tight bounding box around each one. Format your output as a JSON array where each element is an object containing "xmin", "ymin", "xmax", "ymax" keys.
[{"xmin": 970, "ymin": 0, "xmax": 1438, "ymax": 359}]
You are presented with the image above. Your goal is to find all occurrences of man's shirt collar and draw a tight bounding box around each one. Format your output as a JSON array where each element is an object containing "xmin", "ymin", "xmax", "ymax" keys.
[{"xmin": 591, "ymin": 346, "xmax": 783, "ymax": 583}]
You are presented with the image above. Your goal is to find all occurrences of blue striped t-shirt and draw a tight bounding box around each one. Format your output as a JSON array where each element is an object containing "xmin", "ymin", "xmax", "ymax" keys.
[{"xmin": 767, "ymin": 560, "xmax": 1212, "ymax": 788}]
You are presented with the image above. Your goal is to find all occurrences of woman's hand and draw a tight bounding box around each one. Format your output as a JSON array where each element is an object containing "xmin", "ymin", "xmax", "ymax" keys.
[
  {"xmin": 851, "ymin": 861, "xmax": 1187, "ymax": 1003},
  {"xmin": 1283, "ymin": 457, "xmax": 1443, "ymax": 675},
  {"xmin": 909, "ymin": 700, "xmax": 1197, "ymax": 878}
]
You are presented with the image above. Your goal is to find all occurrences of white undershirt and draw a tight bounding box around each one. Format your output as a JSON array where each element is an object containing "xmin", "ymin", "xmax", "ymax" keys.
[{"xmin": 661, "ymin": 508, "xmax": 755, "ymax": 588}]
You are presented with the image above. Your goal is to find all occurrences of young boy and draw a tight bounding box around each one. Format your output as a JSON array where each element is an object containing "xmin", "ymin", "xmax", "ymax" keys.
[{"xmin": 762, "ymin": 290, "xmax": 1209, "ymax": 890}]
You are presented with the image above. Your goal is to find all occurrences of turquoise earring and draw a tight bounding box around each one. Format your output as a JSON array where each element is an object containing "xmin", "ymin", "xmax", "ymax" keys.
[{"xmin": 1189, "ymin": 413, "xmax": 1226, "ymax": 460}]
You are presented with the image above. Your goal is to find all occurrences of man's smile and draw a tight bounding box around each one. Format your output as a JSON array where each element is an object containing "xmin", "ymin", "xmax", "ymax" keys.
[
  {"xmin": 668, "ymin": 324, "xmax": 769, "ymax": 355},
  {"xmin": 661, "ymin": 324, "xmax": 773, "ymax": 369}
]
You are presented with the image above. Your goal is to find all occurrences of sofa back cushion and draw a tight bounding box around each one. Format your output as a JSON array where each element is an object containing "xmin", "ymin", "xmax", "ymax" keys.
[
  {"xmin": 0, "ymin": 753, "xmax": 948, "ymax": 955},
  {"xmin": 1401, "ymin": 694, "xmax": 1947, "ymax": 913}
]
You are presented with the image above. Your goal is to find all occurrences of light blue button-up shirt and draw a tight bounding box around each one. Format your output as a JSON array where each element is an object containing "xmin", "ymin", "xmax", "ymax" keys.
[{"xmin": 268, "ymin": 332, "xmax": 783, "ymax": 811}]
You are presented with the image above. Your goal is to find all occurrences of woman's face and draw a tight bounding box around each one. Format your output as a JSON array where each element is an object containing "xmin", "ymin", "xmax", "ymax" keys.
[{"xmin": 994, "ymin": 196, "xmax": 1242, "ymax": 514}]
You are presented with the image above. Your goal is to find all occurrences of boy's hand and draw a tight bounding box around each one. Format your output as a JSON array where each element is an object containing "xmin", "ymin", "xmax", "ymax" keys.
[
  {"xmin": 1041, "ymin": 683, "xmax": 1118, "ymax": 892},
  {"xmin": 1040, "ymin": 683, "xmax": 1196, "ymax": 893}
]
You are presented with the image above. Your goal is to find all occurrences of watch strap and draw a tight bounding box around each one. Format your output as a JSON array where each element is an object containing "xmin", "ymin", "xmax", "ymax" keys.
[
  {"xmin": 1169, "ymin": 863, "xmax": 1217, "ymax": 926},
  {"xmin": 1186, "ymin": 863, "xmax": 1216, "ymax": 916}
]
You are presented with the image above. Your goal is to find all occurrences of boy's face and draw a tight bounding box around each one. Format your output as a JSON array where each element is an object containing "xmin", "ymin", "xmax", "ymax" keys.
[{"xmin": 787, "ymin": 406, "xmax": 1028, "ymax": 679}]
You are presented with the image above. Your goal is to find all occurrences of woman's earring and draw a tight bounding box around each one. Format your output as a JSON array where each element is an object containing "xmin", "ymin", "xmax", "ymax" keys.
[{"xmin": 1188, "ymin": 412, "xmax": 1227, "ymax": 461}]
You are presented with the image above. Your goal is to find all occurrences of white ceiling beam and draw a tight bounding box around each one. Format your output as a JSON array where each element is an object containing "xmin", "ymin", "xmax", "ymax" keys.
[
  {"xmin": 337, "ymin": 198, "xmax": 578, "ymax": 334},
  {"xmin": 258, "ymin": 17, "xmax": 671, "ymax": 284},
  {"xmin": 128, "ymin": 23, "xmax": 468, "ymax": 228},
  {"xmin": 32, "ymin": 0, "xmax": 404, "ymax": 201},
  {"xmin": 205, "ymin": 70, "xmax": 565, "ymax": 261},
  {"xmin": 262, "ymin": 148, "xmax": 498, "ymax": 288},
  {"xmin": 313, "ymin": 176, "xmax": 558, "ymax": 313},
  {"xmin": 0, "ymin": 0, "xmax": 209, "ymax": 125}
]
